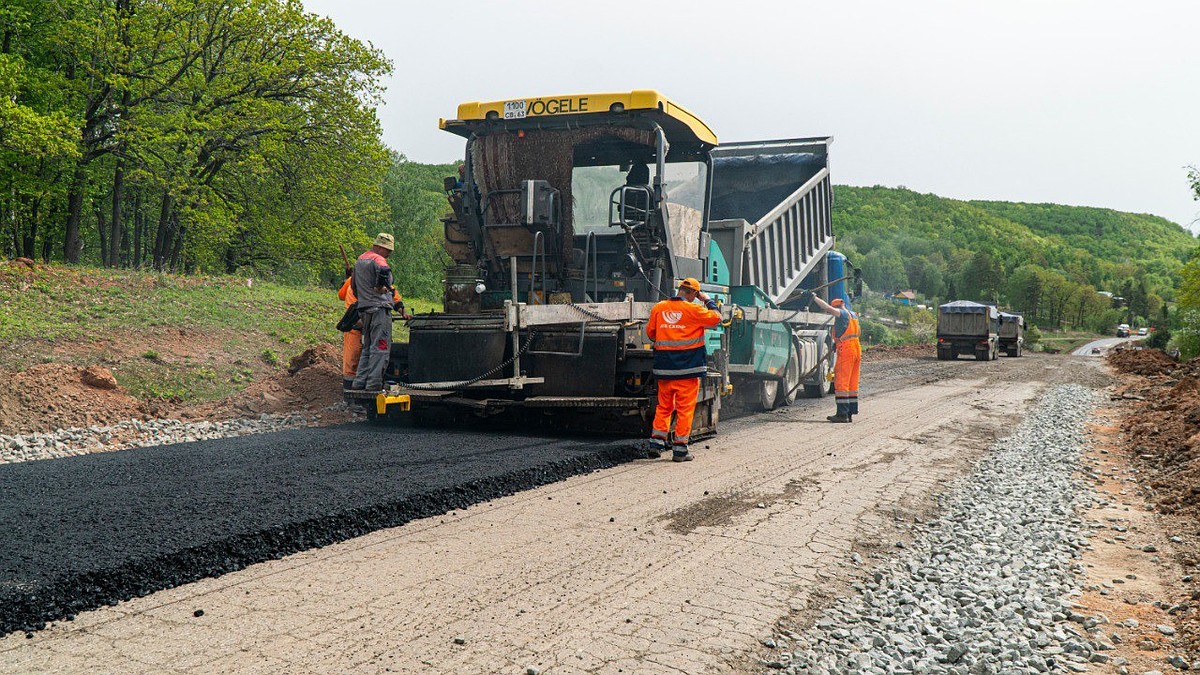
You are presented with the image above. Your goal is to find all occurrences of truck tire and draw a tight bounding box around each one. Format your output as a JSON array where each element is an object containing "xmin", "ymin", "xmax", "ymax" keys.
[
  {"xmin": 776, "ymin": 343, "xmax": 800, "ymax": 407},
  {"xmin": 758, "ymin": 380, "xmax": 779, "ymax": 411},
  {"xmin": 804, "ymin": 354, "xmax": 830, "ymax": 398},
  {"xmin": 976, "ymin": 348, "xmax": 988, "ymax": 361}
]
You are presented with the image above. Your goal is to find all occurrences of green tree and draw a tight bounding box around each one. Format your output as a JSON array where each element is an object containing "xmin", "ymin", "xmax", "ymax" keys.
[
  {"xmin": 958, "ymin": 251, "xmax": 1003, "ymax": 303},
  {"xmin": 1007, "ymin": 265, "xmax": 1046, "ymax": 324},
  {"xmin": 862, "ymin": 245, "xmax": 907, "ymax": 293},
  {"xmin": 373, "ymin": 153, "xmax": 458, "ymax": 298}
]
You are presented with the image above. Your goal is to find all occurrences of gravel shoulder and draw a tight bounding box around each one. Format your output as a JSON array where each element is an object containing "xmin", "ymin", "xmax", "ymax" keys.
[
  {"xmin": 0, "ymin": 354, "xmax": 1090, "ymax": 673},
  {"xmin": 762, "ymin": 384, "xmax": 1102, "ymax": 674}
]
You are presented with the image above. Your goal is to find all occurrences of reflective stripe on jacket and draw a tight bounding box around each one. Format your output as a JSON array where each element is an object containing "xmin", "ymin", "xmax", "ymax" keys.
[
  {"xmin": 646, "ymin": 297, "xmax": 721, "ymax": 380},
  {"xmin": 835, "ymin": 308, "xmax": 861, "ymax": 345}
]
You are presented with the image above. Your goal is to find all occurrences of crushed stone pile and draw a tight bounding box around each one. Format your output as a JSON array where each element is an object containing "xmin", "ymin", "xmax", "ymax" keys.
[
  {"xmin": 0, "ymin": 413, "xmax": 322, "ymax": 464},
  {"xmin": 762, "ymin": 384, "xmax": 1100, "ymax": 674}
]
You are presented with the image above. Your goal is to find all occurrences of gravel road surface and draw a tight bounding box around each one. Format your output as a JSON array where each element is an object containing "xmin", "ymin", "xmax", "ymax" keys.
[{"xmin": 0, "ymin": 353, "xmax": 1111, "ymax": 674}]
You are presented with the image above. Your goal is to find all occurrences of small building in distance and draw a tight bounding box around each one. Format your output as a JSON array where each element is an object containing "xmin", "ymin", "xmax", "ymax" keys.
[{"xmin": 890, "ymin": 290, "xmax": 918, "ymax": 306}]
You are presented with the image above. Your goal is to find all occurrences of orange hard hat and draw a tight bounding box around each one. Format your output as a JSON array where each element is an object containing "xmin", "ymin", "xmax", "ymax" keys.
[
  {"xmin": 831, "ymin": 298, "xmax": 845, "ymax": 307},
  {"xmin": 678, "ymin": 278, "xmax": 701, "ymax": 292}
]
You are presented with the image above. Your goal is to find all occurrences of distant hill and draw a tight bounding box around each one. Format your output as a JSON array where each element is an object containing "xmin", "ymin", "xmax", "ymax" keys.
[{"xmin": 831, "ymin": 185, "xmax": 1195, "ymax": 304}]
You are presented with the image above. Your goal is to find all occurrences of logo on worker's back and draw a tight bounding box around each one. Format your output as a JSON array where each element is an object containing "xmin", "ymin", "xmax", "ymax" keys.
[{"xmin": 663, "ymin": 311, "xmax": 683, "ymax": 325}]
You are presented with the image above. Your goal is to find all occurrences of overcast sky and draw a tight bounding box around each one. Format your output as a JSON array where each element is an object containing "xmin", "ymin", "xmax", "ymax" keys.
[{"xmin": 304, "ymin": 0, "xmax": 1200, "ymax": 231}]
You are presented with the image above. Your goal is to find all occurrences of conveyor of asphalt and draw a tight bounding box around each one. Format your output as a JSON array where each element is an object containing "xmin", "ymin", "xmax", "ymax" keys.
[{"xmin": 0, "ymin": 424, "xmax": 641, "ymax": 637}]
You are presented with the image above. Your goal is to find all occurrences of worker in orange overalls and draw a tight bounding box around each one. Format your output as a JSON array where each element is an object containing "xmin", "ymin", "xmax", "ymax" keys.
[
  {"xmin": 807, "ymin": 293, "xmax": 860, "ymax": 423},
  {"xmin": 337, "ymin": 269, "xmax": 409, "ymax": 391},
  {"xmin": 646, "ymin": 277, "xmax": 722, "ymax": 462}
]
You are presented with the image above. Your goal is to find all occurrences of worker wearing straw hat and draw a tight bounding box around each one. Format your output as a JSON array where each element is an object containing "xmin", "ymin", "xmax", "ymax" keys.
[{"xmin": 350, "ymin": 233, "xmax": 398, "ymax": 392}]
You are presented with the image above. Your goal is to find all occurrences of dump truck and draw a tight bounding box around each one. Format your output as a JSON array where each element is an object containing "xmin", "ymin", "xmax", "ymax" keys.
[
  {"xmin": 937, "ymin": 301, "xmax": 1000, "ymax": 361},
  {"xmin": 998, "ymin": 312, "xmax": 1024, "ymax": 357},
  {"xmin": 349, "ymin": 91, "xmax": 857, "ymax": 436}
]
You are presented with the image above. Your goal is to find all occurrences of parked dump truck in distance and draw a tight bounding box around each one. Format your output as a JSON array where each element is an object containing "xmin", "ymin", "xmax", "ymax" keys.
[
  {"xmin": 998, "ymin": 312, "xmax": 1025, "ymax": 357},
  {"xmin": 937, "ymin": 301, "xmax": 1000, "ymax": 361}
]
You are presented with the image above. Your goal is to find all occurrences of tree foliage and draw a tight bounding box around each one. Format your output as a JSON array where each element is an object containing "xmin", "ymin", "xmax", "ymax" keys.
[
  {"xmin": 834, "ymin": 185, "xmax": 1195, "ymax": 331},
  {"xmin": 0, "ymin": 0, "xmax": 392, "ymax": 279}
]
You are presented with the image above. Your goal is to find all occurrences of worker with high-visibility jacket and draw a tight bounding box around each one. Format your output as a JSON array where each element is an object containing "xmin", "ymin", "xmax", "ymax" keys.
[
  {"xmin": 337, "ymin": 258, "xmax": 409, "ymax": 391},
  {"xmin": 645, "ymin": 277, "xmax": 722, "ymax": 462},
  {"xmin": 805, "ymin": 293, "xmax": 861, "ymax": 422}
]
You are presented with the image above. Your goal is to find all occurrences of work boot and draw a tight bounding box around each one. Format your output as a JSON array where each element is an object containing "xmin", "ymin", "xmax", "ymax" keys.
[
  {"xmin": 826, "ymin": 414, "xmax": 851, "ymax": 423},
  {"xmin": 671, "ymin": 452, "xmax": 694, "ymax": 462},
  {"xmin": 644, "ymin": 440, "xmax": 665, "ymax": 459}
]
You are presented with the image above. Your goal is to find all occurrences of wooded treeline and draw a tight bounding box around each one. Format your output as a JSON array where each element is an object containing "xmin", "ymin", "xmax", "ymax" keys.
[
  {"xmin": 833, "ymin": 186, "xmax": 1196, "ymax": 331},
  {"xmin": 0, "ymin": 0, "xmax": 392, "ymax": 275}
]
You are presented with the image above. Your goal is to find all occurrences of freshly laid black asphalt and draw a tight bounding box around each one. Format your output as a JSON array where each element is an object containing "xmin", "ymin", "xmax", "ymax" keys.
[{"xmin": 0, "ymin": 424, "xmax": 641, "ymax": 636}]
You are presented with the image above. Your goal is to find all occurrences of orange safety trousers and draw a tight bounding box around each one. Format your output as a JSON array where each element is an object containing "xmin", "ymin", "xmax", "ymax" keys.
[
  {"xmin": 834, "ymin": 339, "xmax": 861, "ymax": 416},
  {"xmin": 342, "ymin": 330, "xmax": 362, "ymax": 379},
  {"xmin": 651, "ymin": 377, "xmax": 700, "ymax": 449}
]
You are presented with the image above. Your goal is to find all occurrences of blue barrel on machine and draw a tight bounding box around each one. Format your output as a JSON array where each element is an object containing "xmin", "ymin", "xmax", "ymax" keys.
[{"xmin": 827, "ymin": 251, "xmax": 851, "ymax": 308}]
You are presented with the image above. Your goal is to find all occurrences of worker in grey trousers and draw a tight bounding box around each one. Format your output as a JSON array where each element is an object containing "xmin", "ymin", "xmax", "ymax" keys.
[{"xmin": 351, "ymin": 233, "xmax": 397, "ymax": 392}]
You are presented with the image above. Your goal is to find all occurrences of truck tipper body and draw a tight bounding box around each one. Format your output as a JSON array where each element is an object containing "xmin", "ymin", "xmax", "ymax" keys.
[
  {"xmin": 349, "ymin": 91, "xmax": 856, "ymax": 436},
  {"xmin": 937, "ymin": 300, "xmax": 1000, "ymax": 361},
  {"xmin": 998, "ymin": 312, "xmax": 1024, "ymax": 357}
]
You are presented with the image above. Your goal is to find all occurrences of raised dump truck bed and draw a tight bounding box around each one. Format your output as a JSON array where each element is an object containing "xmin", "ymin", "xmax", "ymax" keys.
[{"xmin": 709, "ymin": 138, "xmax": 835, "ymax": 306}]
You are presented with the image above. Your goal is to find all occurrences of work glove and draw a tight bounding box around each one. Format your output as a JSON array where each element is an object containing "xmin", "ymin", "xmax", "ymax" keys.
[
  {"xmin": 799, "ymin": 290, "xmax": 814, "ymax": 307},
  {"xmin": 393, "ymin": 300, "xmax": 413, "ymax": 320}
]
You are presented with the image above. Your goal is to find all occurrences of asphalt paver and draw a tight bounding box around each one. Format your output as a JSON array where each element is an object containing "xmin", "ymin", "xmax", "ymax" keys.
[{"xmin": 0, "ymin": 424, "xmax": 639, "ymax": 636}]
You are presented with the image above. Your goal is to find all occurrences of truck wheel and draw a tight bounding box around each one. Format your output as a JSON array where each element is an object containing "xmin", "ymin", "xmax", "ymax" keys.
[
  {"xmin": 804, "ymin": 354, "xmax": 830, "ymax": 398},
  {"xmin": 759, "ymin": 380, "xmax": 779, "ymax": 411},
  {"xmin": 976, "ymin": 349, "xmax": 988, "ymax": 361},
  {"xmin": 776, "ymin": 343, "xmax": 800, "ymax": 407}
]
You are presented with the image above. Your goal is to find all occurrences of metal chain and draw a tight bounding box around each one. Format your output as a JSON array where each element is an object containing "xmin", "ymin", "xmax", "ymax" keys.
[{"xmin": 398, "ymin": 328, "xmax": 539, "ymax": 391}]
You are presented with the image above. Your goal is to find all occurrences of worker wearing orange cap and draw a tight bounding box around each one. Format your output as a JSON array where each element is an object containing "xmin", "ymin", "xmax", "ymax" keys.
[
  {"xmin": 646, "ymin": 277, "xmax": 722, "ymax": 461},
  {"xmin": 806, "ymin": 293, "xmax": 860, "ymax": 422}
]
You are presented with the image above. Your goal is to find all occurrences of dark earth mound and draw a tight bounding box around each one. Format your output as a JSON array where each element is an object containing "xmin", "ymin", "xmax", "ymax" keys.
[{"xmin": 0, "ymin": 424, "xmax": 642, "ymax": 636}]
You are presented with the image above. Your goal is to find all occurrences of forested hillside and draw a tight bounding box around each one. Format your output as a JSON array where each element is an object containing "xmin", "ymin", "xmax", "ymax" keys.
[{"xmin": 833, "ymin": 186, "xmax": 1196, "ymax": 330}]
